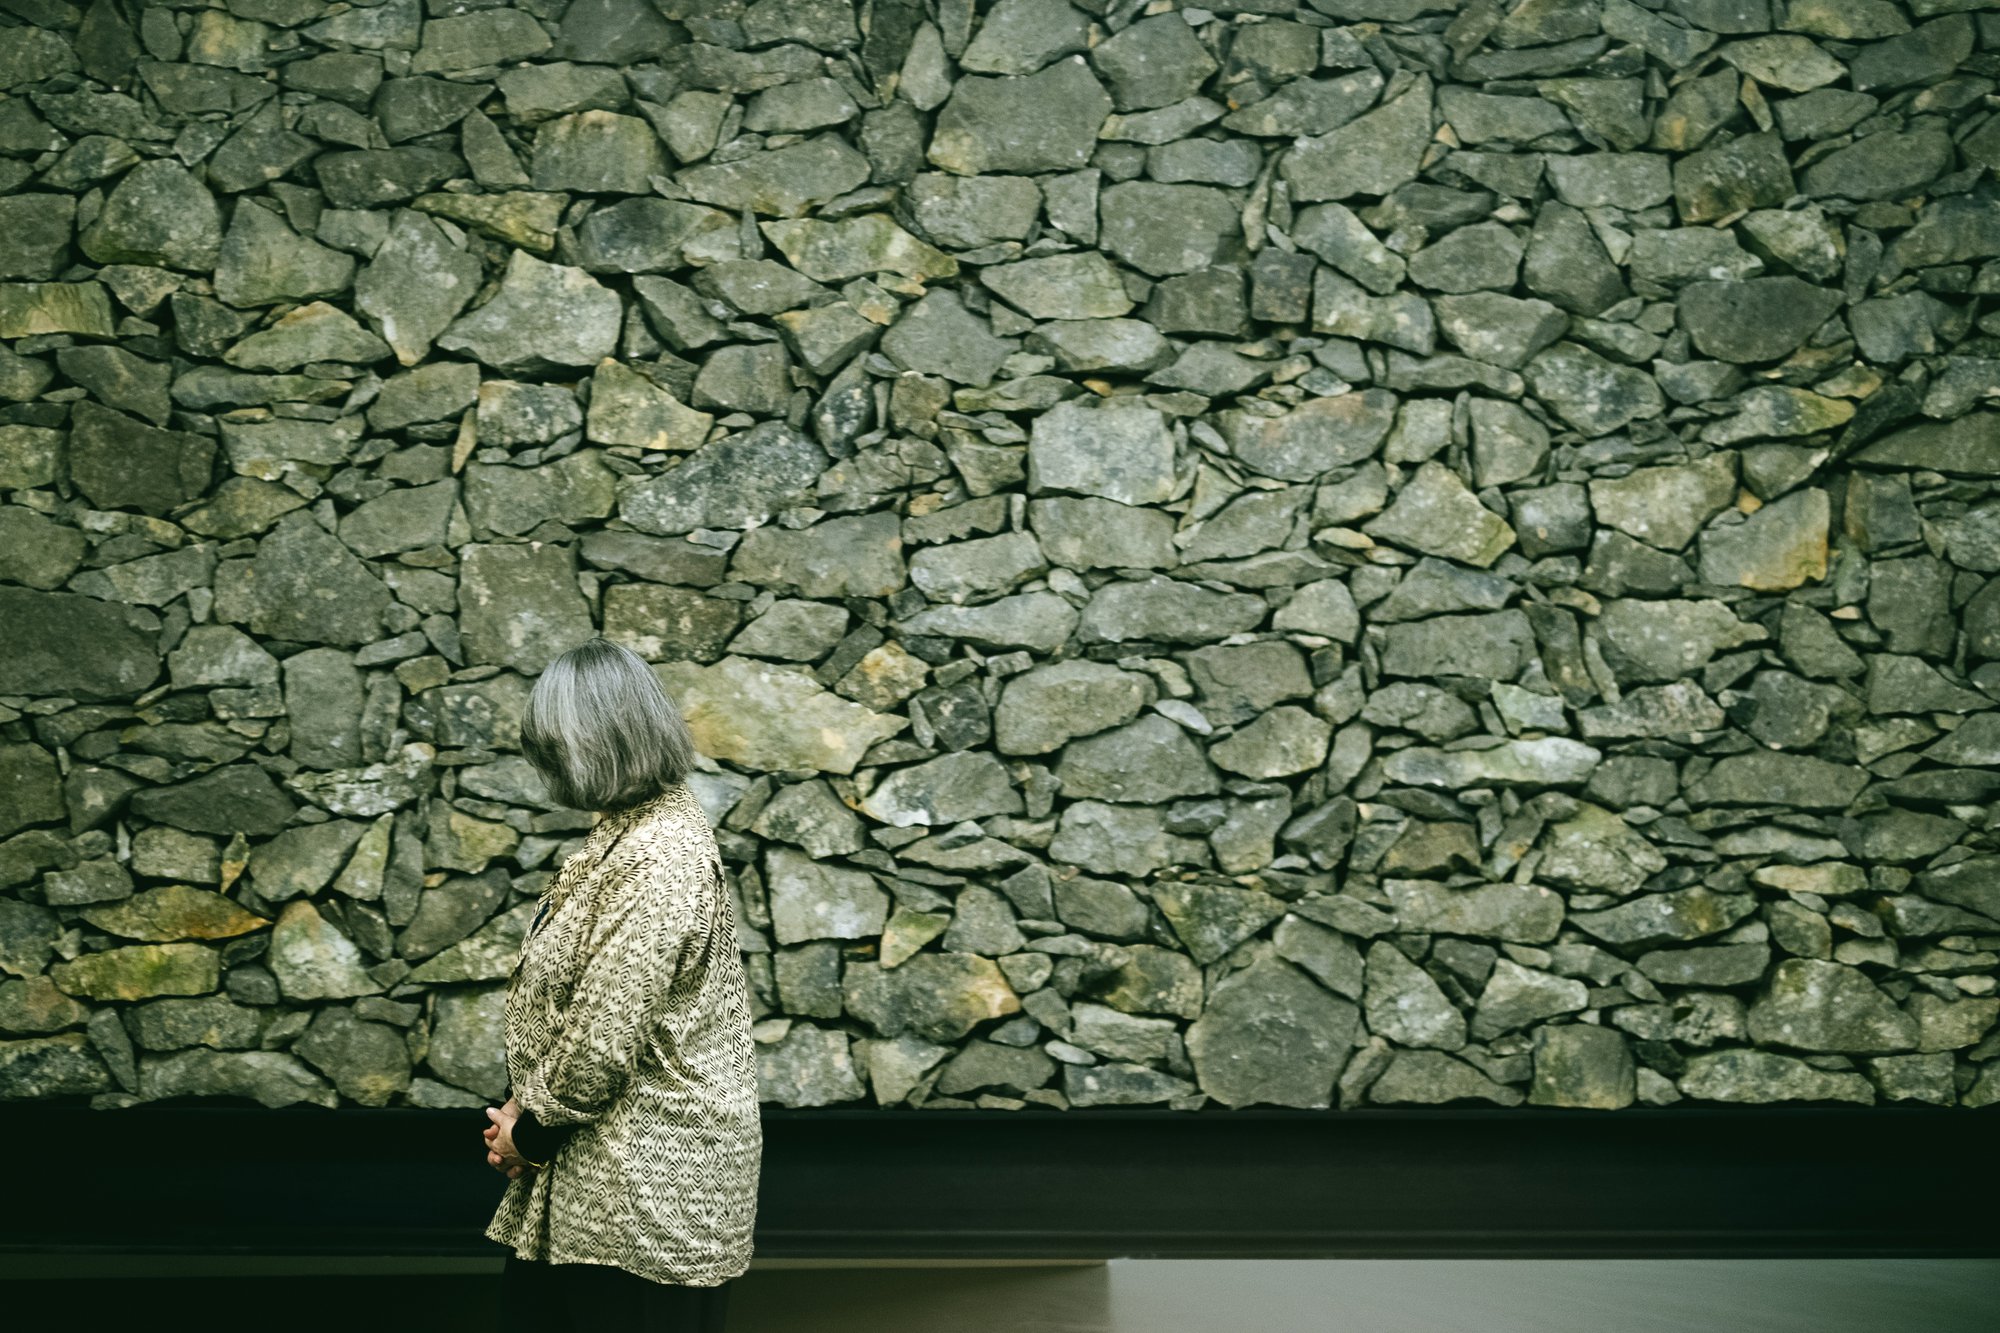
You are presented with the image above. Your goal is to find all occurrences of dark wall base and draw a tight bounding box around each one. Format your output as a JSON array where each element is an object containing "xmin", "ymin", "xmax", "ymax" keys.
[{"xmin": 6, "ymin": 1103, "xmax": 1996, "ymax": 1259}]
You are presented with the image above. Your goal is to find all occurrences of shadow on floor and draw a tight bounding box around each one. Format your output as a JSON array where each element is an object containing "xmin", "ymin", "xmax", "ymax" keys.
[{"xmin": 5, "ymin": 1257, "xmax": 1997, "ymax": 1332}]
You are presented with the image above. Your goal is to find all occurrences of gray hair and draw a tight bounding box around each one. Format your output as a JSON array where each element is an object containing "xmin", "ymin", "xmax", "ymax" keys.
[{"xmin": 521, "ymin": 636, "xmax": 698, "ymax": 813}]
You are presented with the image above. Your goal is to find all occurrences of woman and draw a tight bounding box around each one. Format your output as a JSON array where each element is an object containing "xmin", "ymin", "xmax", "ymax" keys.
[{"xmin": 481, "ymin": 635, "xmax": 761, "ymax": 1332}]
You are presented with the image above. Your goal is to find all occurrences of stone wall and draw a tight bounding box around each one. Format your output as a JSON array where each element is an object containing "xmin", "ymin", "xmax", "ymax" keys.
[{"xmin": 2, "ymin": 0, "xmax": 1998, "ymax": 1117}]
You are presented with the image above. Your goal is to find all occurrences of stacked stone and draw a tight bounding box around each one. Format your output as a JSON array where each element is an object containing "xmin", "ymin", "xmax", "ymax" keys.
[{"xmin": 2, "ymin": 0, "xmax": 1998, "ymax": 1116}]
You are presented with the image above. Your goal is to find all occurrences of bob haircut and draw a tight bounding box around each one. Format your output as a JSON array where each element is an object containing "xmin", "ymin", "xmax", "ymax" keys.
[{"xmin": 521, "ymin": 636, "xmax": 698, "ymax": 813}]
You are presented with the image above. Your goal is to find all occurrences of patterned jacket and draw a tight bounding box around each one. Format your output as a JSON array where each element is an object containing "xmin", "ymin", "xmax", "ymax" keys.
[{"xmin": 485, "ymin": 780, "xmax": 761, "ymax": 1286}]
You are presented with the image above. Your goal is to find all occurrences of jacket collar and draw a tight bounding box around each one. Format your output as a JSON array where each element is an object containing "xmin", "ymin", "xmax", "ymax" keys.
[{"xmin": 593, "ymin": 783, "xmax": 681, "ymax": 836}]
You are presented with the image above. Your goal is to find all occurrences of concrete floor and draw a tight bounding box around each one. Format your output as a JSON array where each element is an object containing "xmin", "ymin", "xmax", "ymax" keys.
[{"xmin": 5, "ymin": 1257, "xmax": 1996, "ymax": 1331}]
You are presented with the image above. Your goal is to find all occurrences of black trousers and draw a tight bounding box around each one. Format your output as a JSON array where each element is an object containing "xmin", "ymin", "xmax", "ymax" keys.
[{"xmin": 500, "ymin": 1254, "xmax": 732, "ymax": 1332}]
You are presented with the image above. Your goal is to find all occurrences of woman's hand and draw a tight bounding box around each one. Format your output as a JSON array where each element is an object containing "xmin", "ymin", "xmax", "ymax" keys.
[{"xmin": 484, "ymin": 1096, "xmax": 541, "ymax": 1179}]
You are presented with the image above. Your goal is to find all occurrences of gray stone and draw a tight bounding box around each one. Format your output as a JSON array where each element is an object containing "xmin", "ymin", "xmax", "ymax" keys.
[
  {"xmin": 43, "ymin": 940, "xmax": 212, "ymax": 1003},
  {"xmin": 766, "ymin": 847, "xmax": 889, "ymax": 945},
  {"xmin": 860, "ymin": 751, "xmax": 1024, "ymax": 827},
  {"xmin": 1028, "ymin": 319, "xmax": 1173, "ymax": 374},
  {"xmin": 576, "ymin": 199, "xmax": 732, "ymax": 275},
  {"xmin": 79, "ymin": 160, "xmax": 220, "ymax": 271},
  {"xmin": 1090, "ymin": 12, "xmax": 1216, "ymax": 110},
  {"xmin": 692, "ymin": 261, "xmax": 830, "ymax": 318},
  {"xmin": 1154, "ymin": 882, "xmax": 1285, "ymax": 966},
  {"xmin": 1678, "ymin": 277, "xmax": 1843, "ymax": 364},
  {"xmin": 355, "ymin": 210, "xmax": 483, "ymax": 366},
  {"xmin": 1062, "ymin": 1061, "xmax": 1194, "ymax": 1106},
  {"xmin": 1679, "ymin": 1049, "xmax": 1874, "ymax": 1104},
  {"xmin": 477, "ymin": 379, "xmax": 581, "ymax": 446},
  {"xmin": 959, "ymin": 0, "xmax": 1091, "ymax": 78},
  {"xmin": 375, "ymin": 77, "xmax": 488, "ymax": 143},
  {"xmin": 1434, "ymin": 293, "xmax": 1569, "ymax": 369},
  {"xmin": 757, "ymin": 1023, "xmax": 866, "ymax": 1107},
  {"xmin": 1528, "ymin": 1023, "xmax": 1635, "ymax": 1108},
  {"xmin": 1717, "ymin": 35, "xmax": 1846, "ymax": 92},
  {"xmin": 211, "ymin": 511, "xmax": 390, "ymax": 646},
  {"xmin": 1383, "ymin": 879, "xmax": 1566, "ymax": 944},
  {"xmin": 213, "ymin": 201, "xmax": 353, "ymax": 308},
  {"xmin": 317, "ymin": 146, "xmax": 466, "ymax": 210},
  {"xmin": 1570, "ymin": 881, "xmax": 1758, "ymax": 948},
  {"xmin": 1850, "ymin": 15, "xmax": 1974, "ymax": 92},
  {"xmin": 1268, "ymin": 915, "xmax": 1364, "ymax": 1003},
  {"xmin": 1686, "ymin": 750, "xmax": 1869, "ymax": 811},
  {"xmin": 65, "ymin": 401, "xmax": 214, "ymax": 517},
  {"xmin": 1588, "ymin": 453, "xmax": 1737, "ymax": 552},
  {"xmin": 621, "ymin": 421, "xmax": 829, "ymax": 535},
  {"xmin": 981, "ymin": 252, "xmax": 1132, "ymax": 321},
  {"xmin": 1673, "ymin": 130, "xmax": 1794, "ymax": 223},
  {"xmin": 1745, "ymin": 960, "xmax": 1919, "ymax": 1054},
  {"xmin": 292, "ymin": 1007, "xmax": 412, "ymax": 1106},
  {"xmin": 437, "ymin": 251, "xmax": 621, "ymax": 374},
  {"xmin": 410, "ymin": 10, "xmax": 550, "ymax": 75},
  {"xmin": 425, "ymin": 985, "xmax": 507, "ymax": 1099},
  {"xmin": 1636, "ymin": 942, "xmax": 1772, "ymax": 987},
  {"xmin": 1077, "ymin": 575, "xmax": 1267, "ymax": 646},
  {"xmin": 844, "ymin": 953, "xmax": 1020, "ymax": 1043},
  {"xmin": 928, "ymin": 57, "xmax": 1112, "ymax": 176},
  {"xmin": 1364, "ymin": 460, "xmax": 1515, "ymax": 566},
  {"xmin": 1406, "ymin": 222, "xmax": 1524, "ymax": 293},
  {"xmin": 1437, "ymin": 85, "xmax": 1569, "ymax": 144},
  {"xmin": 677, "ymin": 135, "xmax": 871, "ymax": 217},
  {"xmin": 1053, "ymin": 874, "xmax": 1150, "ymax": 942},
  {"xmin": 1311, "ymin": 270, "xmax": 1435, "ymax": 354},
  {"xmin": 224, "ymin": 301, "xmax": 390, "ymax": 372},
  {"xmin": 1027, "ymin": 399, "xmax": 1176, "ymax": 505},
  {"xmin": 1523, "ymin": 201, "xmax": 1627, "ymax": 315},
  {"xmin": 1091, "ymin": 943, "xmax": 1203, "ymax": 1019},
  {"xmin": 1363, "ymin": 941, "xmax": 1465, "ymax": 1050},
  {"xmin": 1525, "ymin": 342, "xmax": 1665, "ymax": 437},
  {"xmin": 137, "ymin": 1048, "xmax": 333, "ymax": 1109},
  {"xmin": 1472, "ymin": 959, "xmax": 1588, "ymax": 1040},
  {"xmin": 1697, "ymin": 488, "xmax": 1829, "ymax": 592},
  {"xmin": 655, "ymin": 655, "xmax": 905, "ymax": 776},
  {"xmin": 58, "ymin": 345, "xmax": 169, "ymax": 425},
  {"xmin": 1223, "ymin": 390, "xmax": 1397, "ymax": 482},
  {"xmin": 731, "ymin": 512, "xmax": 907, "ymax": 599},
  {"xmin": 266, "ymin": 900, "xmax": 377, "ymax": 1002},
  {"xmin": 1098, "ymin": 182, "xmax": 1240, "ymax": 277},
  {"xmin": 1224, "ymin": 69, "xmax": 1384, "ymax": 138},
  {"xmin": 906, "ymin": 173, "xmax": 1042, "ymax": 249},
  {"xmin": 880, "ymin": 290, "xmax": 1014, "ymax": 386},
  {"xmin": 1187, "ymin": 955, "xmax": 1360, "ymax": 1108},
  {"xmin": 1283, "ymin": 74, "xmax": 1432, "ymax": 202},
  {"xmin": 742, "ymin": 78, "xmax": 860, "ymax": 134},
  {"xmin": 995, "ymin": 660, "xmax": 1150, "ymax": 755},
  {"xmin": 1368, "ymin": 1049, "xmax": 1523, "ymax": 1106},
  {"xmin": 414, "ymin": 190, "xmax": 564, "ymax": 254},
  {"xmin": 1056, "ymin": 714, "xmax": 1219, "ymax": 805},
  {"xmin": 1292, "ymin": 203, "xmax": 1404, "ymax": 295},
  {"xmin": 900, "ymin": 592, "xmax": 1081, "ymax": 655},
  {"xmin": 692, "ymin": 342, "xmax": 793, "ymax": 416},
  {"xmin": 762, "ymin": 216, "xmax": 954, "ymax": 285},
  {"xmin": 908, "ymin": 531, "xmax": 1047, "ymax": 603},
  {"xmin": 1210, "ymin": 707, "xmax": 1333, "ymax": 780},
  {"xmin": 455, "ymin": 541, "xmax": 593, "ymax": 673}
]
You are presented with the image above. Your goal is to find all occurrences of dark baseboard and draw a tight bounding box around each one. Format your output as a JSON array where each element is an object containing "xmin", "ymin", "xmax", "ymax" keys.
[{"xmin": 6, "ymin": 1102, "xmax": 1996, "ymax": 1260}]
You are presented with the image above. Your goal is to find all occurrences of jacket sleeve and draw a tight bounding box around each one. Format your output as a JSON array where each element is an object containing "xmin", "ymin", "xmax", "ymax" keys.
[
  {"xmin": 508, "ymin": 855, "xmax": 705, "ymax": 1131},
  {"xmin": 511, "ymin": 1106, "xmax": 579, "ymax": 1164},
  {"xmin": 490, "ymin": 1083, "xmax": 579, "ymax": 1165}
]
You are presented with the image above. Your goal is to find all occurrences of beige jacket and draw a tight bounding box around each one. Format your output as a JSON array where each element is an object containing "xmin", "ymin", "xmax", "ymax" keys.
[{"xmin": 485, "ymin": 780, "xmax": 761, "ymax": 1286}]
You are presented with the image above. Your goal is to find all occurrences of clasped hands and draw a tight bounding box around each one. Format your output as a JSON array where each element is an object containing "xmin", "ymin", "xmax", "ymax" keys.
[{"xmin": 484, "ymin": 1096, "xmax": 542, "ymax": 1179}]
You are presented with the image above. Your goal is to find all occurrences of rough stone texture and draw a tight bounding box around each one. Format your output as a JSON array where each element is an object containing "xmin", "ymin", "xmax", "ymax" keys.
[{"xmin": 4, "ymin": 0, "xmax": 1997, "ymax": 1120}]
